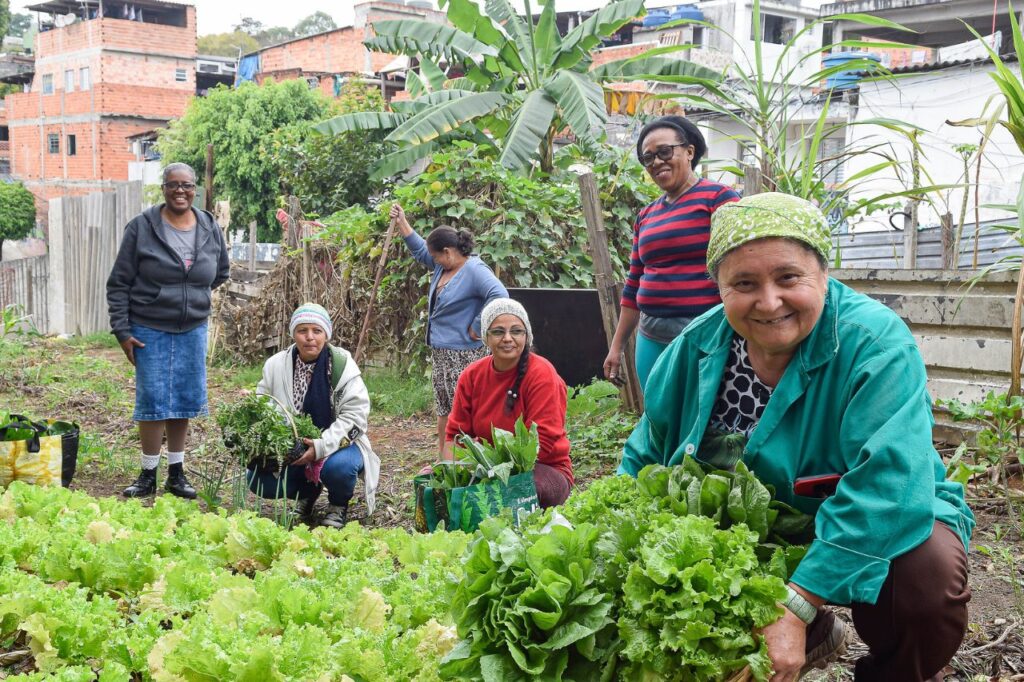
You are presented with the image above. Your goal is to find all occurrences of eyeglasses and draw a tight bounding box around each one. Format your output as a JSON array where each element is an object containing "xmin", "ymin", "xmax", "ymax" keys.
[
  {"xmin": 486, "ymin": 327, "xmax": 527, "ymax": 340},
  {"xmin": 638, "ymin": 143, "xmax": 690, "ymax": 167},
  {"xmin": 162, "ymin": 182, "xmax": 196, "ymax": 192}
]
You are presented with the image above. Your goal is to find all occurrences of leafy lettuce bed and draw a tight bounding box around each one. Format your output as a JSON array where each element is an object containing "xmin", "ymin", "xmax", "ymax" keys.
[
  {"xmin": 0, "ymin": 482, "xmax": 469, "ymax": 681},
  {"xmin": 0, "ymin": 459, "xmax": 811, "ymax": 682}
]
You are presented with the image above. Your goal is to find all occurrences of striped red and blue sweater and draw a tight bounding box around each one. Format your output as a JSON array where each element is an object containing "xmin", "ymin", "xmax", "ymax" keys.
[{"xmin": 620, "ymin": 179, "xmax": 740, "ymax": 318}]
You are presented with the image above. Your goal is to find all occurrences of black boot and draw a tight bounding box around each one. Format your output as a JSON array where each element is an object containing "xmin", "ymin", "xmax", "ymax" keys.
[
  {"xmin": 165, "ymin": 462, "xmax": 197, "ymax": 499},
  {"xmin": 123, "ymin": 468, "xmax": 157, "ymax": 497}
]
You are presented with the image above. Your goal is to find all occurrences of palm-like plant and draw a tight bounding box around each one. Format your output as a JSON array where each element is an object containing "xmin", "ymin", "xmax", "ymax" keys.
[
  {"xmin": 658, "ymin": 0, "xmax": 943, "ymax": 224},
  {"xmin": 316, "ymin": 0, "xmax": 722, "ymax": 179},
  {"xmin": 961, "ymin": 6, "xmax": 1024, "ymax": 396}
]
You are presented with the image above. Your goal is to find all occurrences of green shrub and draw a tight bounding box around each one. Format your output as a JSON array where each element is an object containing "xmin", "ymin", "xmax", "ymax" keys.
[{"xmin": 0, "ymin": 181, "xmax": 36, "ymax": 260}]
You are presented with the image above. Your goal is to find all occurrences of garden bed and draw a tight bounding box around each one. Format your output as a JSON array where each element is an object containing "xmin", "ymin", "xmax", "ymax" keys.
[{"xmin": 1, "ymin": 335, "xmax": 1022, "ymax": 679}]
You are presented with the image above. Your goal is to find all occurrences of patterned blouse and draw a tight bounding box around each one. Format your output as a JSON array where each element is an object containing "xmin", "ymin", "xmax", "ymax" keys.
[
  {"xmin": 708, "ymin": 336, "xmax": 773, "ymax": 438},
  {"xmin": 291, "ymin": 354, "xmax": 331, "ymax": 411}
]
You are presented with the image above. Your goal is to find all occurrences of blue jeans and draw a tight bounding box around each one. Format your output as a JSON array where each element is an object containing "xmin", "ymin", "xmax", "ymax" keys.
[{"xmin": 246, "ymin": 443, "xmax": 364, "ymax": 506}]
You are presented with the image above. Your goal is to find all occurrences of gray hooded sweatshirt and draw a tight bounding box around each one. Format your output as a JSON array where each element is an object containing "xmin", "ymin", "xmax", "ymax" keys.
[{"xmin": 106, "ymin": 204, "xmax": 230, "ymax": 342}]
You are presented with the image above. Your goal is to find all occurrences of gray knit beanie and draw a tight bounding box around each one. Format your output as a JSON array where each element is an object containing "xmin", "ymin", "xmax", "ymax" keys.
[{"xmin": 480, "ymin": 298, "xmax": 533, "ymax": 346}]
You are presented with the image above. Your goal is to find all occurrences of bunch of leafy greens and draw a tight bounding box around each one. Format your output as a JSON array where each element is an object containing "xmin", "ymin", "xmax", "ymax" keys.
[
  {"xmin": 449, "ymin": 460, "xmax": 816, "ymax": 681},
  {"xmin": 616, "ymin": 515, "xmax": 786, "ymax": 681},
  {"xmin": 439, "ymin": 519, "xmax": 618, "ymax": 681},
  {"xmin": 0, "ymin": 481, "xmax": 470, "ymax": 681},
  {"xmin": 216, "ymin": 394, "xmax": 321, "ymax": 470},
  {"xmin": 432, "ymin": 417, "xmax": 539, "ymax": 489}
]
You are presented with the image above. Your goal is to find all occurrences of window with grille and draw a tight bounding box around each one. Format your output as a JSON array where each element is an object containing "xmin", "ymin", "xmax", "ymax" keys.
[{"xmin": 47, "ymin": 134, "xmax": 59, "ymax": 153}]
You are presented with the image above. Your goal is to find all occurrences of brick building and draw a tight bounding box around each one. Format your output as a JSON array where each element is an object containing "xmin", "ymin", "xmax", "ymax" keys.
[
  {"xmin": 243, "ymin": 1, "xmax": 447, "ymax": 102},
  {"xmin": 1, "ymin": 0, "xmax": 198, "ymax": 223}
]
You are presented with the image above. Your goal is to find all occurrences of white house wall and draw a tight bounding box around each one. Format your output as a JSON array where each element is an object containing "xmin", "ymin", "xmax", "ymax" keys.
[{"xmin": 845, "ymin": 63, "xmax": 1023, "ymax": 232}]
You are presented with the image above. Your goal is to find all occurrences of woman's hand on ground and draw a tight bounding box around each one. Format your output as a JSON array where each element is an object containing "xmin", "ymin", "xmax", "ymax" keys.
[
  {"xmin": 119, "ymin": 336, "xmax": 145, "ymax": 366},
  {"xmin": 418, "ymin": 464, "xmax": 434, "ymax": 476},
  {"xmin": 762, "ymin": 609, "xmax": 807, "ymax": 682},
  {"xmin": 292, "ymin": 438, "xmax": 317, "ymax": 467}
]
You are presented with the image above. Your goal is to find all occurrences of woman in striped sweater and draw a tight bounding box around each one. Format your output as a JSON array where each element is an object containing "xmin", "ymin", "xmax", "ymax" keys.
[{"xmin": 603, "ymin": 116, "xmax": 740, "ymax": 390}]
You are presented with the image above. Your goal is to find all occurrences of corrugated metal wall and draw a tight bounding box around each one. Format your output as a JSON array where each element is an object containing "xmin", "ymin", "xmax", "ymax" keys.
[
  {"xmin": 0, "ymin": 255, "xmax": 49, "ymax": 333},
  {"xmin": 834, "ymin": 218, "xmax": 1022, "ymax": 269}
]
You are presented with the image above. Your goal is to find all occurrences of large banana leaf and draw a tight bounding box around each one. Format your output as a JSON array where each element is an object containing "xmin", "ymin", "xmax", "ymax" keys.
[
  {"xmin": 366, "ymin": 20, "xmax": 499, "ymax": 64},
  {"xmin": 387, "ymin": 91, "xmax": 509, "ymax": 145},
  {"xmin": 315, "ymin": 111, "xmax": 407, "ymax": 136},
  {"xmin": 392, "ymin": 89, "xmax": 483, "ymax": 116},
  {"xmin": 533, "ymin": 0, "xmax": 561, "ymax": 72},
  {"xmin": 556, "ymin": 0, "xmax": 645, "ymax": 71},
  {"xmin": 419, "ymin": 56, "xmax": 448, "ymax": 92},
  {"xmin": 544, "ymin": 70, "xmax": 606, "ymax": 143},
  {"xmin": 485, "ymin": 0, "xmax": 534, "ymax": 74},
  {"xmin": 369, "ymin": 141, "xmax": 442, "ymax": 182},
  {"xmin": 440, "ymin": 0, "xmax": 506, "ymax": 49},
  {"xmin": 499, "ymin": 89, "xmax": 556, "ymax": 170},
  {"xmin": 590, "ymin": 55, "xmax": 722, "ymax": 83}
]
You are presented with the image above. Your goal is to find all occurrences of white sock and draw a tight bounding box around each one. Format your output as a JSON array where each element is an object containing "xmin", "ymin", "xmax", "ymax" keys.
[
  {"xmin": 166, "ymin": 451, "xmax": 184, "ymax": 466},
  {"xmin": 141, "ymin": 453, "xmax": 161, "ymax": 470}
]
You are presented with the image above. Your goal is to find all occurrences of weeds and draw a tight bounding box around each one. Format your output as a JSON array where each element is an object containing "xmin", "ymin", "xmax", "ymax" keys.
[
  {"xmin": 566, "ymin": 380, "xmax": 635, "ymax": 478},
  {"xmin": 941, "ymin": 392, "xmax": 1024, "ymax": 485},
  {"xmin": 363, "ymin": 366, "xmax": 433, "ymax": 417}
]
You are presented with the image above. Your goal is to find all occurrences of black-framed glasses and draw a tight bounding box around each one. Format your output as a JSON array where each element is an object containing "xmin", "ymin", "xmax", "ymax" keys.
[
  {"xmin": 638, "ymin": 143, "xmax": 689, "ymax": 167},
  {"xmin": 486, "ymin": 327, "xmax": 527, "ymax": 340},
  {"xmin": 162, "ymin": 182, "xmax": 196, "ymax": 192}
]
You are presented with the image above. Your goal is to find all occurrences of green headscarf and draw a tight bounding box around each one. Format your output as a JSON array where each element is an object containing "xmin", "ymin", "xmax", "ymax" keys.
[{"xmin": 706, "ymin": 192, "xmax": 832, "ymax": 275}]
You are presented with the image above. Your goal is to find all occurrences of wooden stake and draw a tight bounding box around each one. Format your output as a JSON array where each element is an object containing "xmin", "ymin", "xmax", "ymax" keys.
[
  {"xmin": 902, "ymin": 200, "xmax": 917, "ymax": 269},
  {"xmin": 577, "ymin": 171, "xmax": 643, "ymax": 413},
  {"xmin": 741, "ymin": 163, "xmax": 762, "ymax": 197},
  {"xmin": 248, "ymin": 221, "xmax": 257, "ymax": 272},
  {"xmin": 940, "ymin": 212, "xmax": 955, "ymax": 270},
  {"xmin": 353, "ymin": 216, "xmax": 399, "ymax": 365},
  {"xmin": 204, "ymin": 144, "xmax": 214, "ymax": 213}
]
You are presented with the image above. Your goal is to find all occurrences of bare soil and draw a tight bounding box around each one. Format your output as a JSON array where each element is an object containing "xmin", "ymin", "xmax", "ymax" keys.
[{"xmin": 2, "ymin": 337, "xmax": 1023, "ymax": 679}]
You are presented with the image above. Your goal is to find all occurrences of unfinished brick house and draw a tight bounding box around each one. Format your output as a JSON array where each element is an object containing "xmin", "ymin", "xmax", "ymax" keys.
[
  {"xmin": 240, "ymin": 1, "xmax": 447, "ymax": 102},
  {"xmin": 0, "ymin": 0, "xmax": 197, "ymax": 224}
]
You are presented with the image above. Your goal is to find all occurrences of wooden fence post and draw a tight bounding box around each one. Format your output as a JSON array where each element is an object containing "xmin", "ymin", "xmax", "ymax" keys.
[
  {"xmin": 577, "ymin": 171, "xmax": 643, "ymax": 413},
  {"xmin": 248, "ymin": 221, "xmax": 257, "ymax": 272},
  {"xmin": 903, "ymin": 200, "xmax": 917, "ymax": 269},
  {"xmin": 353, "ymin": 216, "xmax": 399, "ymax": 365},
  {"xmin": 940, "ymin": 212, "xmax": 955, "ymax": 270},
  {"xmin": 204, "ymin": 144, "xmax": 214, "ymax": 213},
  {"xmin": 741, "ymin": 163, "xmax": 763, "ymax": 197}
]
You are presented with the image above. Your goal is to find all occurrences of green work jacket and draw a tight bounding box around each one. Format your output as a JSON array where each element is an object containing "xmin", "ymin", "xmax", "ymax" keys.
[{"xmin": 619, "ymin": 278, "xmax": 974, "ymax": 605}]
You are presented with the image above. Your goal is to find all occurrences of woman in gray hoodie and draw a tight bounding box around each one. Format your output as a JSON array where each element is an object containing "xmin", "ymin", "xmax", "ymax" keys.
[{"xmin": 106, "ymin": 162, "xmax": 230, "ymax": 499}]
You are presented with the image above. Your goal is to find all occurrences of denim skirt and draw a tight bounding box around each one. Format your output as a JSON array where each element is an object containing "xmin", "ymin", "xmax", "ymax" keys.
[{"xmin": 131, "ymin": 322, "xmax": 209, "ymax": 421}]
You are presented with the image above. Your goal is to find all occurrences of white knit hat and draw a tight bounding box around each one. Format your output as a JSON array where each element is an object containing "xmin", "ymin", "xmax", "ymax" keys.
[
  {"xmin": 481, "ymin": 298, "xmax": 532, "ymax": 346},
  {"xmin": 289, "ymin": 302, "xmax": 333, "ymax": 338}
]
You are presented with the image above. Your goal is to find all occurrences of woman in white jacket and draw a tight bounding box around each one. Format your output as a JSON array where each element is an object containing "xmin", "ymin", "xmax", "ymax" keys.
[{"xmin": 250, "ymin": 303, "xmax": 380, "ymax": 527}]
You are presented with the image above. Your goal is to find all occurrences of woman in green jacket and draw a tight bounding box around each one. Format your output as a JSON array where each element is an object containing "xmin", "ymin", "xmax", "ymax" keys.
[{"xmin": 619, "ymin": 192, "xmax": 974, "ymax": 682}]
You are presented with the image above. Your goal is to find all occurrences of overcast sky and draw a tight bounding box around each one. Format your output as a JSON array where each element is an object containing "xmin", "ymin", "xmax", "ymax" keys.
[{"xmin": 11, "ymin": 0, "xmax": 828, "ymax": 37}]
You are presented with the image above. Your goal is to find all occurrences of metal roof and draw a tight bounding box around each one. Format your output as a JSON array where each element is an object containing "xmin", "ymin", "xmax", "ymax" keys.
[{"xmin": 26, "ymin": 0, "xmax": 191, "ymax": 13}]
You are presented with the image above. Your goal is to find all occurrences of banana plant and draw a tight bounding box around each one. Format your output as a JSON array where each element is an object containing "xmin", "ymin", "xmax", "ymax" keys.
[{"xmin": 315, "ymin": 0, "xmax": 722, "ymax": 179}]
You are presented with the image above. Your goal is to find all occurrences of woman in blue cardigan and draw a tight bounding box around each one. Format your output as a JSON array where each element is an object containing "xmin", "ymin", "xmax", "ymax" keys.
[{"xmin": 391, "ymin": 203, "xmax": 508, "ymax": 455}]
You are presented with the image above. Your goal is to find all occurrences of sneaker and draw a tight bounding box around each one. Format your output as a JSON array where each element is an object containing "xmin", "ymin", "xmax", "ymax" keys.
[
  {"xmin": 164, "ymin": 463, "xmax": 197, "ymax": 500},
  {"xmin": 801, "ymin": 610, "xmax": 848, "ymax": 677},
  {"xmin": 122, "ymin": 468, "xmax": 157, "ymax": 497},
  {"xmin": 293, "ymin": 487, "xmax": 322, "ymax": 521},
  {"xmin": 320, "ymin": 504, "xmax": 349, "ymax": 528}
]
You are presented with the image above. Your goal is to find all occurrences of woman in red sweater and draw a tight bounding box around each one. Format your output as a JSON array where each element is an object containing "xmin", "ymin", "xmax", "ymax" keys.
[{"xmin": 444, "ymin": 298, "xmax": 573, "ymax": 508}]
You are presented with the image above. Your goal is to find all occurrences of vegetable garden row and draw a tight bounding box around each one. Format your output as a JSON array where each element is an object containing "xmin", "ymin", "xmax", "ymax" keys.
[{"xmin": 0, "ymin": 458, "xmax": 813, "ymax": 681}]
